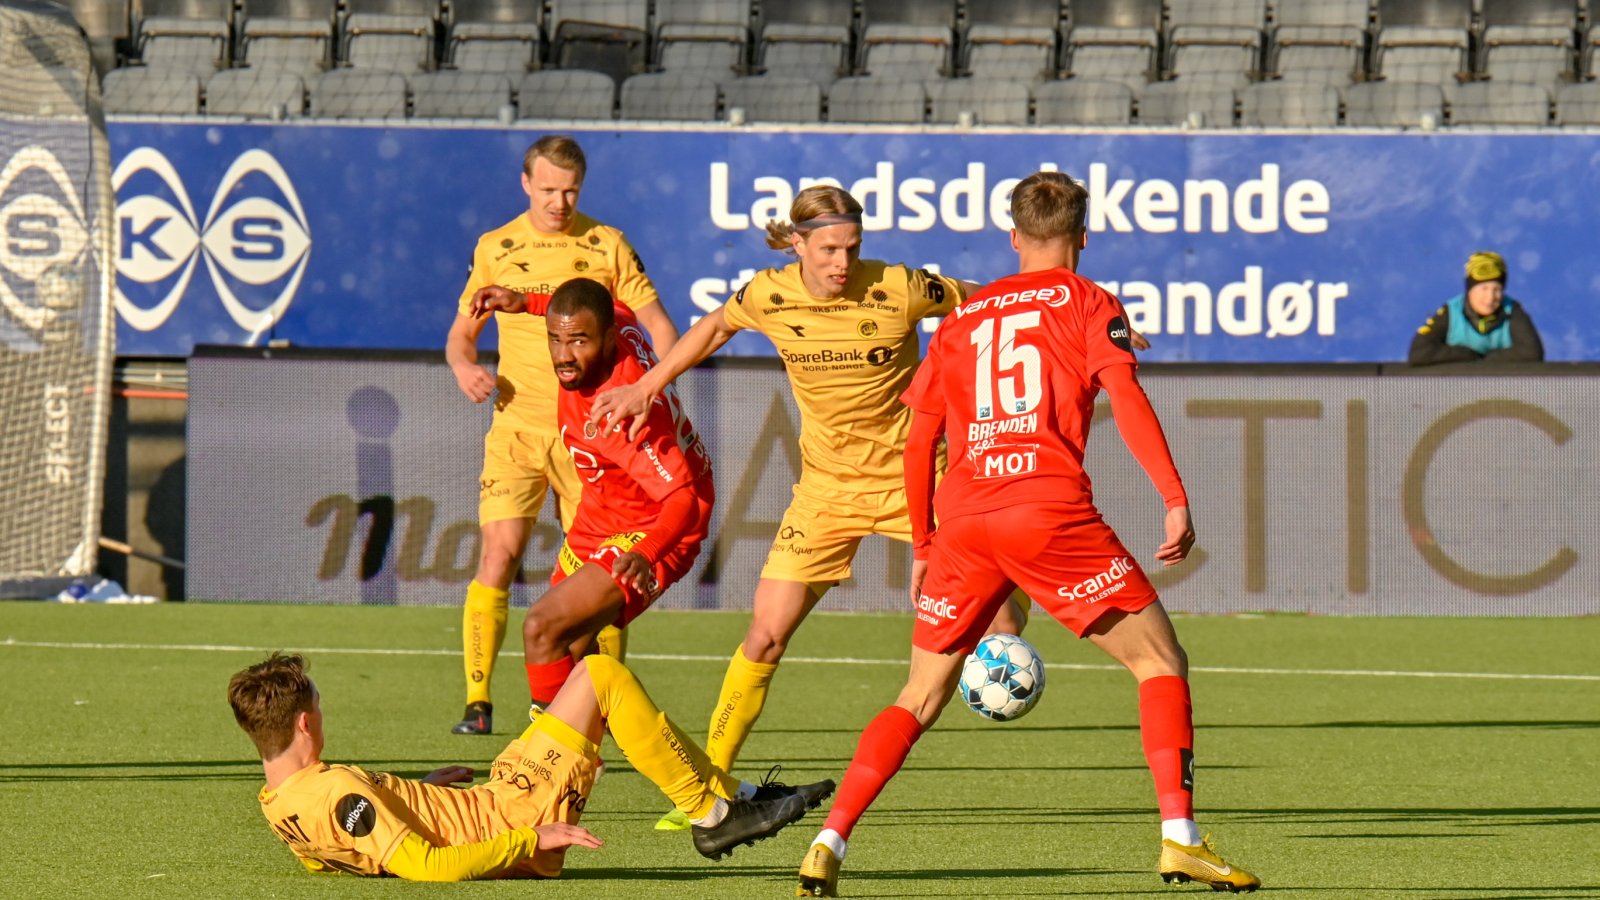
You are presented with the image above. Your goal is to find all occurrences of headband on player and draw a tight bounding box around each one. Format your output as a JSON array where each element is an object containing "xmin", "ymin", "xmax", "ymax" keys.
[{"xmin": 793, "ymin": 213, "xmax": 863, "ymax": 231}]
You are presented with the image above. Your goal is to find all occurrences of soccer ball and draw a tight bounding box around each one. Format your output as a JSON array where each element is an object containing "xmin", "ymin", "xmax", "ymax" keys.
[{"xmin": 959, "ymin": 633, "xmax": 1046, "ymax": 722}]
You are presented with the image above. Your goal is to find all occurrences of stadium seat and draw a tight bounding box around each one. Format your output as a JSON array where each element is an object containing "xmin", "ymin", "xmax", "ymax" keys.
[
  {"xmin": 961, "ymin": 0, "xmax": 1059, "ymax": 81},
  {"xmin": 1343, "ymin": 79, "xmax": 1444, "ymax": 126},
  {"xmin": 549, "ymin": 0, "xmax": 649, "ymax": 86},
  {"xmin": 1372, "ymin": 0, "xmax": 1471, "ymax": 98},
  {"xmin": 1240, "ymin": 81, "xmax": 1341, "ymax": 126},
  {"xmin": 102, "ymin": 67, "xmax": 202, "ymax": 114},
  {"xmin": 756, "ymin": 0, "xmax": 853, "ymax": 84},
  {"xmin": 1477, "ymin": 0, "xmax": 1578, "ymax": 91},
  {"xmin": 239, "ymin": 4, "xmax": 336, "ymax": 75},
  {"xmin": 1137, "ymin": 81, "xmax": 1237, "ymax": 126},
  {"xmin": 857, "ymin": 1, "xmax": 956, "ymax": 81},
  {"xmin": 1269, "ymin": 0, "xmax": 1370, "ymax": 86},
  {"xmin": 1165, "ymin": 0, "xmax": 1265, "ymax": 87},
  {"xmin": 925, "ymin": 77, "xmax": 1030, "ymax": 125},
  {"xmin": 1032, "ymin": 78, "xmax": 1133, "ymax": 124},
  {"xmin": 620, "ymin": 72, "xmax": 720, "ymax": 120},
  {"xmin": 655, "ymin": 0, "xmax": 750, "ymax": 83},
  {"xmin": 1062, "ymin": 0, "xmax": 1160, "ymax": 93},
  {"xmin": 826, "ymin": 76, "xmax": 925, "ymax": 123},
  {"xmin": 1588, "ymin": 25, "xmax": 1600, "ymax": 80},
  {"xmin": 411, "ymin": 71, "xmax": 512, "ymax": 118},
  {"xmin": 136, "ymin": 12, "xmax": 232, "ymax": 77},
  {"xmin": 518, "ymin": 69, "xmax": 616, "ymax": 119},
  {"xmin": 721, "ymin": 75, "xmax": 823, "ymax": 122},
  {"xmin": 1555, "ymin": 81, "xmax": 1600, "ymax": 126},
  {"xmin": 1449, "ymin": 81, "xmax": 1551, "ymax": 126},
  {"xmin": 205, "ymin": 68, "xmax": 307, "ymax": 117},
  {"xmin": 445, "ymin": 0, "xmax": 543, "ymax": 73},
  {"xmin": 309, "ymin": 68, "xmax": 408, "ymax": 118},
  {"xmin": 342, "ymin": 12, "xmax": 437, "ymax": 71}
]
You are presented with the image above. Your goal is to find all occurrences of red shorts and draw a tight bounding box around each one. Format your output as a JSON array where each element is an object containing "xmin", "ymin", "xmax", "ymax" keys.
[
  {"xmin": 554, "ymin": 532, "xmax": 702, "ymax": 628},
  {"xmin": 913, "ymin": 502, "xmax": 1159, "ymax": 655}
]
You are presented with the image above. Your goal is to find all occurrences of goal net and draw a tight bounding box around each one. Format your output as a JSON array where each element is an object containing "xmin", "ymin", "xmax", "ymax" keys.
[{"xmin": 0, "ymin": 1, "xmax": 116, "ymax": 589}]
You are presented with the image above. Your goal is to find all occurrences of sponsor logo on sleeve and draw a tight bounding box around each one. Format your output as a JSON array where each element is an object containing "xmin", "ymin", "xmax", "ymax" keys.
[
  {"xmin": 335, "ymin": 794, "xmax": 377, "ymax": 837},
  {"xmin": 1106, "ymin": 315, "xmax": 1132, "ymax": 351}
]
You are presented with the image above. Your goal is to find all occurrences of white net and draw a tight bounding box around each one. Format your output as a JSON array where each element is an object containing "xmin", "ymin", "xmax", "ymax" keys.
[{"xmin": 0, "ymin": 1, "xmax": 117, "ymax": 587}]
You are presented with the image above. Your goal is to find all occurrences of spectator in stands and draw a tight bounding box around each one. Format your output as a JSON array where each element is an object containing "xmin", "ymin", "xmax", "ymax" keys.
[{"xmin": 1408, "ymin": 251, "xmax": 1544, "ymax": 365}]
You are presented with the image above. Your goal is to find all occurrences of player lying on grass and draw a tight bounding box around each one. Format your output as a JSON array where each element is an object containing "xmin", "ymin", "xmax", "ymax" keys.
[
  {"xmin": 585, "ymin": 185, "xmax": 1039, "ymax": 831},
  {"xmin": 796, "ymin": 171, "xmax": 1260, "ymax": 896},
  {"xmin": 228, "ymin": 652, "xmax": 833, "ymax": 881},
  {"xmin": 468, "ymin": 278, "xmax": 715, "ymax": 717}
]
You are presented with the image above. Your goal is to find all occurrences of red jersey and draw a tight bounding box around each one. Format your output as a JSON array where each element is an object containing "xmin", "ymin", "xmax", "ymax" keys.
[
  {"xmin": 901, "ymin": 267, "xmax": 1141, "ymax": 524},
  {"xmin": 523, "ymin": 294, "xmax": 714, "ymax": 557}
]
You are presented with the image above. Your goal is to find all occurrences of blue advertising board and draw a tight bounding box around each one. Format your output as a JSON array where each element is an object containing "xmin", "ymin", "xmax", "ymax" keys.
[{"xmin": 106, "ymin": 122, "xmax": 1600, "ymax": 361}]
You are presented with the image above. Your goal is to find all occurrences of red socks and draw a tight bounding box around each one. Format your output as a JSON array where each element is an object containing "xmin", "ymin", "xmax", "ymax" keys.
[
  {"xmin": 525, "ymin": 656, "xmax": 576, "ymax": 707},
  {"xmin": 1139, "ymin": 675, "xmax": 1195, "ymax": 820},
  {"xmin": 822, "ymin": 705, "xmax": 924, "ymax": 840}
]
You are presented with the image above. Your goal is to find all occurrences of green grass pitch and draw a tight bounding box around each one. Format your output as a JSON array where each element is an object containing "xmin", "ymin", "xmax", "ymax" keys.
[{"xmin": 2, "ymin": 602, "xmax": 1597, "ymax": 899}]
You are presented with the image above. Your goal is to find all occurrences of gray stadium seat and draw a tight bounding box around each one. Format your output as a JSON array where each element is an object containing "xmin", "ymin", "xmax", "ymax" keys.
[
  {"xmin": 549, "ymin": 0, "xmax": 649, "ymax": 85},
  {"xmin": 102, "ymin": 67, "xmax": 203, "ymax": 114},
  {"xmin": 518, "ymin": 69, "xmax": 616, "ymax": 119},
  {"xmin": 205, "ymin": 68, "xmax": 306, "ymax": 117},
  {"xmin": 757, "ymin": 0, "xmax": 853, "ymax": 84},
  {"xmin": 925, "ymin": 77, "xmax": 1030, "ymax": 125},
  {"xmin": 655, "ymin": 0, "xmax": 752, "ymax": 81},
  {"xmin": 240, "ymin": 16, "xmax": 335, "ymax": 73},
  {"xmin": 447, "ymin": 0, "xmax": 542, "ymax": 72},
  {"xmin": 1555, "ymin": 81, "xmax": 1600, "ymax": 125},
  {"xmin": 721, "ymin": 75, "xmax": 823, "ymax": 122},
  {"xmin": 620, "ymin": 72, "xmax": 720, "ymax": 120},
  {"xmin": 309, "ymin": 68, "xmax": 408, "ymax": 118},
  {"xmin": 1343, "ymin": 80, "xmax": 1443, "ymax": 126},
  {"xmin": 656, "ymin": 23, "xmax": 748, "ymax": 83},
  {"xmin": 1064, "ymin": 28, "xmax": 1158, "ymax": 92},
  {"xmin": 342, "ymin": 12, "xmax": 435, "ymax": 70},
  {"xmin": 1449, "ymin": 81, "xmax": 1551, "ymax": 126},
  {"xmin": 411, "ymin": 71, "xmax": 513, "ymax": 118},
  {"xmin": 137, "ymin": 16, "xmax": 231, "ymax": 76},
  {"xmin": 1479, "ymin": 26, "xmax": 1575, "ymax": 90},
  {"xmin": 858, "ymin": 23, "xmax": 953, "ymax": 81},
  {"xmin": 1032, "ymin": 78, "xmax": 1133, "ymax": 125},
  {"xmin": 1137, "ymin": 81, "xmax": 1236, "ymax": 126},
  {"xmin": 1373, "ymin": 0, "xmax": 1470, "ymax": 96},
  {"xmin": 1270, "ymin": 0, "xmax": 1369, "ymax": 86},
  {"xmin": 1240, "ymin": 81, "xmax": 1341, "ymax": 126},
  {"xmin": 963, "ymin": 24, "xmax": 1057, "ymax": 82},
  {"xmin": 1166, "ymin": 27, "xmax": 1261, "ymax": 88},
  {"xmin": 826, "ymin": 77, "xmax": 925, "ymax": 123}
]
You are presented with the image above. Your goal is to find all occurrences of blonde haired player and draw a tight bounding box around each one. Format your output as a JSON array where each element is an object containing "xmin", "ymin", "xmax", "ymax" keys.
[
  {"xmin": 229, "ymin": 652, "xmax": 832, "ymax": 880},
  {"xmin": 445, "ymin": 135, "xmax": 679, "ymax": 735},
  {"xmin": 590, "ymin": 185, "xmax": 1028, "ymax": 830}
]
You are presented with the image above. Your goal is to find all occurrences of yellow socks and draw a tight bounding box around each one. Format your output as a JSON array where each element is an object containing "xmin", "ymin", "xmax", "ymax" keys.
[
  {"xmin": 584, "ymin": 655, "xmax": 738, "ymax": 819},
  {"xmin": 595, "ymin": 623, "xmax": 628, "ymax": 661},
  {"xmin": 705, "ymin": 644, "xmax": 779, "ymax": 773},
  {"xmin": 463, "ymin": 579, "xmax": 509, "ymax": 705}
]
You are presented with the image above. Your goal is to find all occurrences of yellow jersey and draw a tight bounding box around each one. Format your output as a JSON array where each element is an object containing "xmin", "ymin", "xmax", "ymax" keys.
[
  {"xmin": 257, "ymin": 762, "xmax": 566, "ymax": 877},
  {"xmin": 719, "ymin": 260, "xmax": 965, "ymax": 488},
  {"xmin": 457, "ymin": 211, "xmax": 660, "ymax": 435}
]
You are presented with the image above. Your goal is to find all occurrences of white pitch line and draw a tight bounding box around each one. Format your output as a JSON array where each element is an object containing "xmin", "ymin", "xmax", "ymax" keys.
[{"xmin": 3, "ymin": 638, "xmax": 1598, "ymax": 682}]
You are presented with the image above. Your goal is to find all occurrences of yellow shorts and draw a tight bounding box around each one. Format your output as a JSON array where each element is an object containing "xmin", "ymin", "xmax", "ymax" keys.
[
  {"xmin": 761, "ymin": 481, "xmax": 912, "ymax": 584},
  {"xmin": 478, "ymin": 426, "xmax": 582, "ymax": 530},
  {"xmin": 483, "ymin": 714, "xmax": 599, "ymax": 877}
]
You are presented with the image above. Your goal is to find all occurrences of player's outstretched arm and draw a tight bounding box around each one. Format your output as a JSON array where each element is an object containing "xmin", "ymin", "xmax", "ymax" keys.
[
  {"xmin": 591, "ymin": 305, "xmax": 738, "ymax": 441},
  {"xmin": 383, "ymin": 825, "xmax": 597, "ymax": 882},
  {"xmin": 468, "ymin": 285, "xmax": 530, "ymax": 317},
  {"xmin": 445, "ymin": 312, "xmax": 496, "ymax": 403},
  {"xmin": 1098, "ymin": 364, "xmax": 1192, "ymax": 565},
  {"xmin": 420, "ymin": 766, "xmax": 475, "ymax": 786}
]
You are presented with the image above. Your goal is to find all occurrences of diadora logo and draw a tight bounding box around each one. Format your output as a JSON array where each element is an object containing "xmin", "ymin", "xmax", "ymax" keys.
[
  {"xmin": 0, "ymin": 145, "xmax": 91, "ymax": 337},
  {"xmin": 112, "ymin": 147, "xmax": 311, "ymax": 334}
]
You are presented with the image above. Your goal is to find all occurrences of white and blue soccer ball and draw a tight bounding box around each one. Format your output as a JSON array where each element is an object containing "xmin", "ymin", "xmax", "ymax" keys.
[{"xmin": 959, "ymin": 633, "xmax": 1046, "ymax": 722}]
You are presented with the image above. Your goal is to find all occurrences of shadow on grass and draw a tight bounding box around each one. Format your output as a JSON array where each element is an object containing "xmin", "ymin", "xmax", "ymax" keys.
[
  {"xmin": 0, "ymin": 758, "xmax": 477, "ymax": 784},
  {"xmin": 565, "ymin": 864, "xmax": 1113, "ymax": 883}
]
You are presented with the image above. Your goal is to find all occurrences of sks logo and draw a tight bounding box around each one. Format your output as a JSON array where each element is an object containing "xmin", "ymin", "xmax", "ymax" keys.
[
  {"xmin": 0, "ymin": 145, "xmax": 93, "ymax": 339},
  {"xmin": 112, "ymin": 147, "xmax": 311, "ymax": 334}
]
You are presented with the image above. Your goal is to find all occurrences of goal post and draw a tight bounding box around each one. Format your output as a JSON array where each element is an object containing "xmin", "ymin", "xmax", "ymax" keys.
[{"xmin": 0, "ymin": 0, "xmax": 117, "ymax": 591}]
